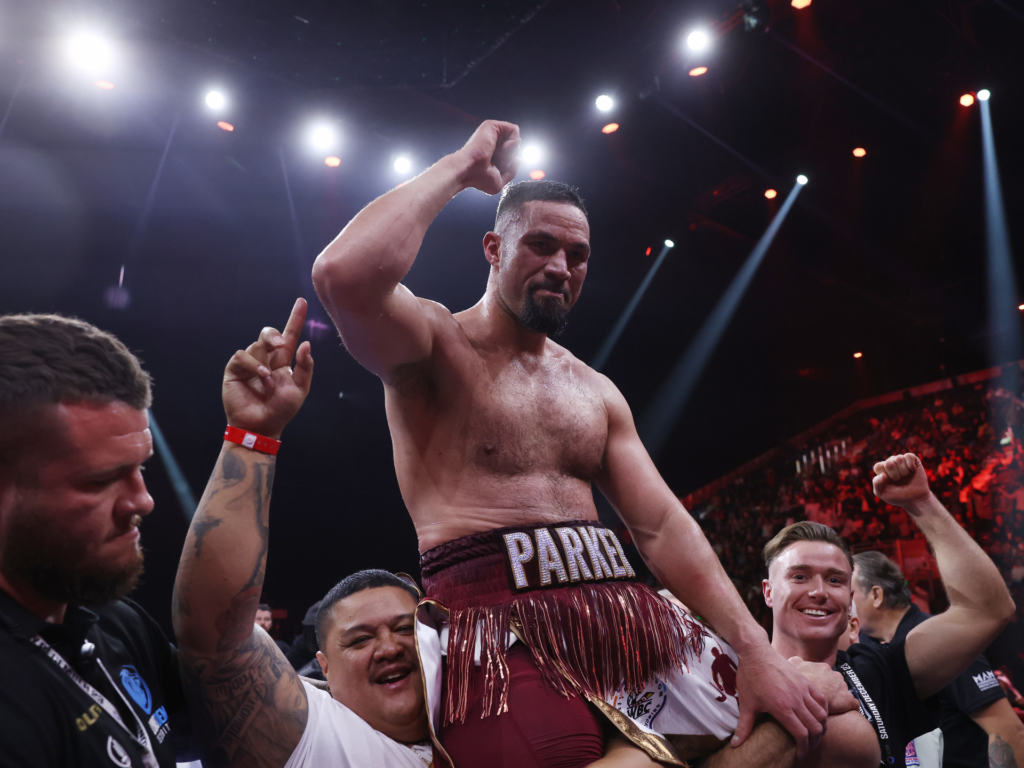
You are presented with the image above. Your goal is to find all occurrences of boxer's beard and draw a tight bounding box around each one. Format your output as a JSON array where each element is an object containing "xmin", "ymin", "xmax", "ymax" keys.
[
  {"xmin": 0, "ymin": 512, "xmax": 144, "ymax": 606},
  {"xmin": 519, "ymin": 282, "xmax": 570, "ymax": 337}
]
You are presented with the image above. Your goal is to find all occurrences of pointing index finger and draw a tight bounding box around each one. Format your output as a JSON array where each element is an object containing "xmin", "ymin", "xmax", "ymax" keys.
[{"xmin": 280, "ymin": 298, "xmax": 308, "ymax": 360}]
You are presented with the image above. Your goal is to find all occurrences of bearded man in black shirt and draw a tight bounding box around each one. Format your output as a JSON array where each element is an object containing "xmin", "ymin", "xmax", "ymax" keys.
[
  {"xmin": 0, "ymin": 314, "xmax": 190, "ymax": 767},
  {"xmin": 854, "ymin": 550, "xmax": 1024, "ymax": 768},
  {"xmin": 700, "ymin": 454, "xmax": 1016, "ymax": 768}
]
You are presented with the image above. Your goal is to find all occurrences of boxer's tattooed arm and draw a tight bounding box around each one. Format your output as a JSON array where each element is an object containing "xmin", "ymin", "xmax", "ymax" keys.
[{"xmin": 179, "ymin": 628, "xmax": 308, "ymax": 768}]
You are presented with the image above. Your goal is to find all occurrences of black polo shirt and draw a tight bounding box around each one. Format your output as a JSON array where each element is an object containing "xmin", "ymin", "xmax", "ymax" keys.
[
  {"xmin": 836, "ymin": 637, "xmax": 940, "ymax": 766},
  {"xmin": 860, "ymin": 605, "xmax": 1008, "ymax": 768},
  {"xmin": 0, "ymin": 589, "xmax": 186, "ymax": 767}
]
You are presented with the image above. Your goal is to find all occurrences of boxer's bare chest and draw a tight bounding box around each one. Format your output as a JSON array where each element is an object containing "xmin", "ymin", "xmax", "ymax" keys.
[{"xmin": 393, "ymin": 340, "xmax": 609, "ymax": 484}]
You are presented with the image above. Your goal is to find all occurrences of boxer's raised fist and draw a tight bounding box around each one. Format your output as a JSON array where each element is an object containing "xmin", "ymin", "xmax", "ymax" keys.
[{"xmin": 455, "ymin": 120, "xmax": 521, "ymax": 195}]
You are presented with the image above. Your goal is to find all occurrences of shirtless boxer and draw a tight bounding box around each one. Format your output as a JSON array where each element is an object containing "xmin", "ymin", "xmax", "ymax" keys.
[
  {"xmin": 311, "ymin": 120, "xmax": 828, "ymax": 766},
  {"xmin": 172, "ymin": 299, "xmax": 683, "ymax": 768}
]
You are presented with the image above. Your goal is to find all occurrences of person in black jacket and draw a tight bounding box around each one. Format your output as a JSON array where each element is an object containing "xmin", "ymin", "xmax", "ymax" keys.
[
  {"xmin": 0, "ymin": 313, "xmax": 190, "ymax": 768},
  {"xmin": 854, "ymin": 550, "xmax": 1024, "ymax": 768}
]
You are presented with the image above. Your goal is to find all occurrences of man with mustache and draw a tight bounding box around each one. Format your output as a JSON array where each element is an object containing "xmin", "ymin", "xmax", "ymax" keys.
[
  {"xmin": 0, "ymin": 313, "xmax": 189, "ymax": 767},
  {"xmin": 311, "ymin": 119, "xmax": 829, "ymax": 766}
]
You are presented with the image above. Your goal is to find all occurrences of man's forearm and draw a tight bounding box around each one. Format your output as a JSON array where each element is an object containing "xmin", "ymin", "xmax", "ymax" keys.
[
  {"xmin": 172, "ymin": 443, "xmax": 277, "ymax": 655},
  {"xmin": 312, "ymin": 153, "xmax": 469, "ymax": 303},
  {"xmin": 908, "ymin": 493, "xmax": 1014, "ymax": 624},
  {"xmin": 698, "ymin": 720, "xmax": 795, "ymax": 768},
  {"xmin": 642, "ymin": 508, "xmax": 768, "ymax": 653}
]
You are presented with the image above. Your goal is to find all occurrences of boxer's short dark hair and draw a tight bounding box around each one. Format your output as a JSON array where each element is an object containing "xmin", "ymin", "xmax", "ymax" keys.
[
  {"xmin": 315, "ymin": 570, "xmax": 421, "ymax": 650},
  {"xmin": 763, "ymin": 521, "xmax": 854, "ymax": 573},
  {"xmin": 853, "ymin": 551, "xmax": 912, "ymax": 609},
  {"xmin": 0, "ymin": 314, "xmax": 152, "ymax": 466},
  {"xmin": 495, "ymin": 180, "xmax": 588, "ymax": 230}
]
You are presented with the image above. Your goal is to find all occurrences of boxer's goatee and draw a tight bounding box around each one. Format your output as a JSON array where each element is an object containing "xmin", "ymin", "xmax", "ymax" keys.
[{"xmin": 519, "ymin": 285, "xmax": 569, "ymax": 337}]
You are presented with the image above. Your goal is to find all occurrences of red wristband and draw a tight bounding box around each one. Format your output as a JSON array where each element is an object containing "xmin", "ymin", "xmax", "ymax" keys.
[{"xmin": 224, "ymin": 425, "xmax": 281, "ymax": 456}]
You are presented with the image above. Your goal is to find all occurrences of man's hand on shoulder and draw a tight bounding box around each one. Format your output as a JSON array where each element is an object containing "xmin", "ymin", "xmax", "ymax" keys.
[
  {"xmin": 733, "ymin": 643, "xmax": 828, "ymax": 758},
  {"xmin": 786, "ymin": 658, "xmax": 859, "ymax": 716},
  {"xmin": 872, "ymin": 453, "xmax": 932, "ymax": 514},
  {"xmin": 453, "ymin": 120, "xmax": 521, "ymax": 195}
]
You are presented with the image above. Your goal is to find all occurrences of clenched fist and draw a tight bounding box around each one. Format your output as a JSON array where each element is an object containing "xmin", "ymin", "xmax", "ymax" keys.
[
  {"xmin": 454, "ymin": 120, "xmax": 521, "ymax": 195},
  {"xmin": 872, "ymin": 453, "xmax": 932, "ymax": 513}
]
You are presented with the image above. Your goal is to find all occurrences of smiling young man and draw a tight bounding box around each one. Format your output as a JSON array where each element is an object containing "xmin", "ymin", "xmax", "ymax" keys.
[
  {"xmin": 755, "ymin": 454, "xmax": 1015, "ymax": 766},
  {"xmin": 312, "ymin": 119, "xmax": 829, "ymax": 767},
  {"xmin": 0, "ymin": 314, "xmax": 188, "ymax": 767}
]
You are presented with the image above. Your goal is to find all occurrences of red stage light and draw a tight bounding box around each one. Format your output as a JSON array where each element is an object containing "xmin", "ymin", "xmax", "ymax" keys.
[
  {"xmin": 645, "ymin": 247, "xmax": 652, "ymax": 256},
  {"xmin": 853, "ymin": 352, "xmax": 863, "ymax": 359},
  {"xmin": 529, "ymin": 170, "xmax": 545, "ymax": 180},
  {"xmin": 764, "ymin": 189, "xmax": 777, "ymax": 199},
  {"xmin": 95, "ymin": 80, "xmax": 114, "ymax": 90},
  {"xmin": 688, "ymin": 67, "xmax": 708, "ymax": 77},
  {"xmin": 853, "ymin": 147, "xmax": 866, "ymax": 158},
  {"xmin": 602, "ymin": 123, "xmax": 619, "ymax": 134},
  {"xmin": 217, "ymin": 121, "xmax": 234, "ymax": 132},
  {"xmin": 960, "ymin": 94, "xmax": 975, "ymax": 107},
  {"xmin": 324, "ymin": 156, "xmax": 341, "ymax": 167},
  {"xmin": 791, "ymin": 0, "xmax": 812, "ymax": 8}
]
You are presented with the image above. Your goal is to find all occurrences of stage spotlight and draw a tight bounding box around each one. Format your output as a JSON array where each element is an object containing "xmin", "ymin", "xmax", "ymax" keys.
[
  {"xmin": 324, "ymin": 156, "xmax": 340, "ymax": 167},
  {"xmin": 853, "ymin": 147, "xmax": 866, "ymax": 157},
  {"xmin": 853, "ymin": 352, "xmax": 863, "ymax": 359},
  {"xmin": 646, "ymin": 247, "xmax": 652, "ymax": 256},
  {"xmin": 95, "ymin": 80, "xmax": 114, "ymax": 90},
  {"xmin": 309, "ymin": 124, "xmax": 336, "ymax": 151},
  {"xmin": 797, "ymin": 174, "xmax": 808, "ymax": 185},
  {"xmin": 977, "ymin": 89, "xmax": 991, "ymax": 101},
  {"xmin": 205, "ymin": 91, "xmax": 225, "ymax": 109},
  {"xmin": 217, "ymin": 121, "xmax": 234, "ymax": 132},
  {"xmin": 394, "ymin": 156, "xmax": 412, "ymax": 174},
  {"xmin": 960, "ymin": 94, "xmax": 975, "ymax": 107},
  {"xmin": 596, "ymin": 95, "xmax": 614, "ymax": 112},
  {"xmin": 529, "ymin": 170, "xmax": 546, "ymax": 180},
  {"xmin": 665, "ymin": 239, "xmax": 675, "ymax": 248},
  {"xmin": 686, "ymin": 30, "xmax": 709, "ymax": 51},
  {"xmin": 602, "ymin": 123, "xmax": 619, "ymax": 134},
  {"xmin": 67, "ymin": 33, "xmax": 114, "ymax": 72},
  {"xmin": 521, "ymin": 145, "xmax": 542, "ymax": 164},
  {"xmin": 689, "ymin": 67, "xmax": 708, "ymax": 77},
  {"xmin": 765, "ymin": 189, "xmax": 778, "ymax": 199},
  {"xmin": 1018, "ymin": 304, "xmax": 1024, "ymax": 311},
  {"xmin": 791, "ymin": 0, "xmax": 812, "ymax": 8}
]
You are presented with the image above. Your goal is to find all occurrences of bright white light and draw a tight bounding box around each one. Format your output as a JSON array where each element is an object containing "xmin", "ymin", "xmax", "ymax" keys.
[
  {"xmin": 309, "ymin": 124, "xmax": 336, "ymax": 151},
  {"xmin": 977, "ymin": 89, "xmax": 991, "ymax": 101},
  {"xmin": 205, "ymin": 91, "xmax": 225, "ymax": 109},
  {"xmin": 67, "ymin": 33, "xmax": 114, "ymax": 72},
  {"xmin": 796, "ymin": 174, "xmax": 809, "ymax": 185},
  {"xmin": 665, "ymin": 239, "xmax": 675, "ymax": 248},
  {"xmin": 521, "ymin": 145, "xmax": 542, "ymax": 164},
  {"xmin": 595, "ymin": 95, "xmax": 614, "ymax": 112},
  {"xmin": 394, "ymin": 156, "xmax": 412, "ymax": 174},
  {"xmin": 686, "ymin": 30, "xmax": 709, "ymax": 52}
]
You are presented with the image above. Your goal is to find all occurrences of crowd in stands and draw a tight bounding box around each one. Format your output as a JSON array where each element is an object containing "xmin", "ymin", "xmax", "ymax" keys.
[{"xmin": 682, "ymin": 374, "xmax": 1024, "ymax": 696}]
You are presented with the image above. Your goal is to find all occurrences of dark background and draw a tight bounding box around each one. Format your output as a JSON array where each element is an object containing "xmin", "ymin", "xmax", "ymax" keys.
[{"xmin": 1, "ymin": 0, "xmax": 1022, "ymax": 637}]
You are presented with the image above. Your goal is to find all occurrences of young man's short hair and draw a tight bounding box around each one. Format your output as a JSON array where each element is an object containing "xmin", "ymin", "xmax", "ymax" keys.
[
  {"xmin": 763, "ymin": 521, "xmax": 855, "ymax": 573},
  {"xmin": 853, "ymin": 551, "xmax": 912, "ymax": 609}
]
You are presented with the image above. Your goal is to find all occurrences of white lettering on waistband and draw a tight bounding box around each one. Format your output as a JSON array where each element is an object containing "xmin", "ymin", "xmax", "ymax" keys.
[{"xmin": 503, "ymin": 532, "xmax": 535, "ymax": 589}]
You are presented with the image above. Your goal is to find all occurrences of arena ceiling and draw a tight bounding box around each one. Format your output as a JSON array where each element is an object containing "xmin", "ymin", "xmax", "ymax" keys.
[{"xmin": 1, "ymin": 0, "xmax": 1022, "ymax": 625}]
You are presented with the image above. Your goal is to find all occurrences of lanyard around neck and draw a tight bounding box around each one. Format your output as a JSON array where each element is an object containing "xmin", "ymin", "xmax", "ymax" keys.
[
  {"xmin": 31, "ymin": 634, "xmax": 160, "ymax": 768},
  {"xmin": 836, "ymin": 659, "xmax": 893, "ymax": 767}
]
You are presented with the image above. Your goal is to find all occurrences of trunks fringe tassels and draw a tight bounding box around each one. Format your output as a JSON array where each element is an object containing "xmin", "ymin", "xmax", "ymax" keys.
[{"xmin": 444, "ymin": 581, "xmax": 710, "ymax": 726}]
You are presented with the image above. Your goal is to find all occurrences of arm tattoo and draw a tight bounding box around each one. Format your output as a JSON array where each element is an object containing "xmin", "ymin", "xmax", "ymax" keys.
[
  {"xmin": 991, "ymin": 734, "xmax": 1018, "ymax": 768},
  {"xmin": 179, "ymin": 628, "xmax": 308, "ymax": 768}
]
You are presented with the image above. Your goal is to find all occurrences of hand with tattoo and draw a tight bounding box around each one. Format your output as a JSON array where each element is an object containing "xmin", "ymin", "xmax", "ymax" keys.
[{"xmin": 223, "ymin": 297, "xmax": 314, "ymax": 439}]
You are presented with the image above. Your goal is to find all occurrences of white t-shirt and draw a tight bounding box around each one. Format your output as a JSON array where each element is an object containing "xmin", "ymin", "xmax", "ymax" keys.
[{"xmin": 283, "ymin": 681, "xmax": 432, "ymax": 768}]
